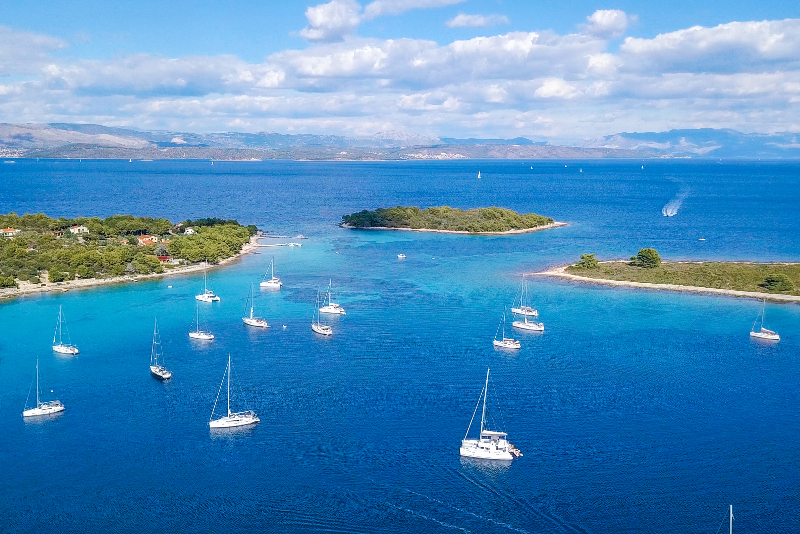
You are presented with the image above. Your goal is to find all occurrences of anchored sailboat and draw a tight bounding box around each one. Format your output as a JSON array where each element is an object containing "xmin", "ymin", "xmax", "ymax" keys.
[
  {"xmin": 510, "ymin": 276, "xmax": 538, "ymax": 317},
  {"xmin": 209, "ymin": 354, "xmax": 259, "ymax": 428},
  {"xmin": 493, "ymin": 312, "xmax": 520, "ymax": 349},
  {"xmin": 196, "ymin": 266, "xmax": 220, "ymax": 302},
  {"xmin": 312, "ymin": 290, "xmax": 333, "ymax": 335},
  {"xmin": 260, "ymin": 258, "xmax": 282, "ymax": 289},
  {"xmin": 22, "ymin": 359, "xmax": 65, "ymax": 417},
  {"xmin": 460, "ymin": 368, "xmax": 521, "ymax": 460},
  {"xmin": 242, "ymin": 284, "xmax": 269, "ymax": 328},
  {"xmin": 52, "ymin": 305, "xmax": 79, "ymax": 355},
  {"xmin": 189, "ymin": 304, "xmax": 214, "ymax": 340},
  {"xmin": 319, "ymin": 279, "xmax": 346, "ymax": 315},
  {"xmin": 750, "ymin": 299, "xmax": 780, "ymax": 341},
  {"xmin": 149, "ymin": 318, "xmax": 172, "ymax": 380}
]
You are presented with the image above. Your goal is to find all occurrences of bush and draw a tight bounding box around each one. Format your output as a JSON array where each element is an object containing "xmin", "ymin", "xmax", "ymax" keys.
[
  {"xmin": 759, "ymin": 273, "xmax": 794, "ymax": 293},
  {"xmin": 575, "ymin": 253, "xmax": 599, "ymax": 269},
  {"xmin": 0, "ymin": 275, "xmax": 17, "ymax": 288},
  {"xmin": 630, "ymin": 248, "xmax": 661, "ymax": 269},
  {"xmin": 49, "ymin": 270, "xmax": 68, "ymax": 283}
]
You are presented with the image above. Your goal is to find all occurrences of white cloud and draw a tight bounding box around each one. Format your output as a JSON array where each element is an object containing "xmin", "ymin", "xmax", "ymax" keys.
[
  {"xmin": 299, "ymin": 0, "xmax": 362, "ymax": 42},
  {"xmin": 534, "ymin": 78, "xmax": 581, "ymax": 99},
  {"xmin": 363, "ymin": 0, "xmax": 464, "ymax": 20},
  {"xmin": 581, "ymin": 10, "xmax": 633, "ymax": 38},
  {"xmin": 0, "ymin": 26, "xmax": 67, "ymax": 75},
  {"xmin": 446, "ymin": 14, "xmax": 510, "ymax": 28}
]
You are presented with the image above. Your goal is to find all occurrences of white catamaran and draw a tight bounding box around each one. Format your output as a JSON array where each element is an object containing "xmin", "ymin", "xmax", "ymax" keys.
[
  {"xmin": 242, "ymin": 284, "xmax": 269, "ymax": 328},
  {"xmin": 260, "ymin": 258, "xmax": 282, "ymax": 289},
  {"xmin": 493, "ymin": 313, "xmax": 520, "ymax": 349},
  {"xmin": 52, "ymin": 305, "xmax": 79, "ymax": 355},
  {"xmin": 22, "ymin": 359, "xmax": 65, "ymax": 418},
  {"xmin": 750, "ymin": 299, "xmax": 780, "ymax": 341},
  {"xmin": 189, "ymin": 304, "xmax": 214, "ymax": 340},
  {"xmin": 312, "ymin": 290, "xmax": 333, "ymax": 335},
  {"xmin": 195, "ymin": 267, "xmax": 220, "ymax": 302},
  {"xmin": 149, "ymin": 318, "xmax": 172, "ymax": 380},
  {"xmin": 510, "ymin": 276, "xmax": 538, "ymax": 317},
  {"xmin": 209, "ymin": 354, "xmax": 260, "ymax": 428},
  {"xmin": 319, "ymin": 279, "xmax": 346, "ymax": 315},
  {"xmin": 460, "ymin": 368, "xmax": 521, "ymax": 460}
]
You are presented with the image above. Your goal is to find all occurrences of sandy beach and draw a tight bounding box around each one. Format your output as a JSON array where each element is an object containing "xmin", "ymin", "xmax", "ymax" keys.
[
  {"xmin": 533, "ymin": 264, "xmax": 800, "ymax": 303},
  {"xmin": 0, "ymin": 235, "xmax": 260, "ymax": 302},
  {"xmin": 340, "ymin": 221, "xmax": 569, "ymax": 235}
]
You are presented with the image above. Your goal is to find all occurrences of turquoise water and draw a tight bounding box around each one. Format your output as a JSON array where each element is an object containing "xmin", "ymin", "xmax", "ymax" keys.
[{"xmin": 1, "ymin": 160, "xmax": 799, "ymax": 533}]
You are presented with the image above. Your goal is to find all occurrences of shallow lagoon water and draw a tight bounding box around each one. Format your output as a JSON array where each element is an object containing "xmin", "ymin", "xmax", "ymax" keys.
[{"xmin": 1, "ymin": 160, "xmax": 799, "ymax": 533}]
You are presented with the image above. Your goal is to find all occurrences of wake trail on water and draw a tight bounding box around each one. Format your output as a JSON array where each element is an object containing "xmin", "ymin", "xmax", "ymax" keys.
[{"xmin": 662, "ymin": 186, "xmax": 690, "ymax": 217}]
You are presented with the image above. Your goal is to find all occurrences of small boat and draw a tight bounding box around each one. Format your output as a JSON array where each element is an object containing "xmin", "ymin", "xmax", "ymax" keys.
[
  {"xmin": 242, "ymin": 284, "xmax": 269, "ymax": 328},
  {"xmin": 397, "ymin": 254, "xmax": 406, "ymax": 259},
  {"xmin": 312, "ymin": 290, "xmax": 333, "ymax": 335},
  {"xmin": 149, "ymin": 318, "xmax": 172, "ymax": 380},
  {"xmin": 189, "ymin": 304, "xmax": 214, "ymax": 340},
  {"xmin": 510, "ymin": 275, "xmax": 538, "ymax": 317},
  {"xmin": 195, "ymin": 267, "xmax": 220, "ymax": 302},
  {"xmin": 319, "ymin": 279, "xmax": 346, "ymax": 315},
  {"xmin": 52, "ymin": 305, "xmax": 79, "ymax": 355},
  {"xmin": 460, "ymin": 368, "xmax": 521, "ymax": 460},
  {"xmin": 260, "ymin": 258, "xmax": 282, "ymax": 289},
  {"xmin": 22, "ymin": 359, "xmax": 65, "ymax": 418},
  {"xmin": 493, "ymin": 313, "xmax": 520, "ymax": 349},
  {"xmin": 750, "ymin": 299, "xmax": 779, "ymax": 341},
  {"xmin": 295, "ymin": 234, "xmax": 308, "ymax": 239},
  {"xmin": 512, "ymin": 315, "xmax": 544, "ymax": 332},
  {"xmin": 209, "ymin": 354, "xmax": 260, "ymax": 429},
  {"xmin": 477, "ymin": 170, "xmax": 481, "ymax": 179}
]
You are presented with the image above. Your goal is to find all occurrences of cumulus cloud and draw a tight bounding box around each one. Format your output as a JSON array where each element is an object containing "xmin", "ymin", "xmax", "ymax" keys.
[
  {"xmin": 581, "ymin": 9, "xmax": 634, "ymax": 38},
  {"xmin": 299, "ymin": 0, "xmax": 362, "ymax": 42},
  {"xmin": 0, "ymin": 25, "xmax": 67, "ymax": 75},
  {"xmin": 446, "ymin": 14, "xmax": 510, "ymax": 28}
]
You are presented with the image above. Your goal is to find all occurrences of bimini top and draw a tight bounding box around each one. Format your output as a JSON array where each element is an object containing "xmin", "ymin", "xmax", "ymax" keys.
[{"xmin": 480, "ymin": 430, "xmax": 507, "ymax": 438}]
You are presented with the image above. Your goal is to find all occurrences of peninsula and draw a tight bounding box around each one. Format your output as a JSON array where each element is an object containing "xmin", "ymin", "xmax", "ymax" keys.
[
  {"xmin": 341, "ymin": 206, "xmax": 565, "ymax": 235},
  {"xmin": 535, "ymin": 249, "xmax": 800, "ymax": 302},
  {"xmin": 0, "ymin": 213, "xmax": 259, "ymax": 300}
]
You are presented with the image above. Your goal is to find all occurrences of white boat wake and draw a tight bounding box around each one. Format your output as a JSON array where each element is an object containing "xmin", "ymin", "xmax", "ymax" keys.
[{"xmin": 662, "ymin": 187, "xmax": 690, "ymax": 217}]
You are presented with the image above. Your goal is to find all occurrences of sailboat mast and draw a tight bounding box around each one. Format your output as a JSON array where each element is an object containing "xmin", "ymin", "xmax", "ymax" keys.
[
  {"xmin": 58, "ymin": 306, "xmax": 63, "ymax": 344},
  {"xmin": 36, "ymin": 359, "xmax": 40, "ymax": 407},
  {"xmin": 729, "ymin": 505, "xmax": 733, "ymax": 534},
  {"xmin": 480, "ymin": 368, "xmax": 489, "ymax": 434},
  {"xmin": 227, "ymin": 354, "xmax": 231, "ymax": 416}
]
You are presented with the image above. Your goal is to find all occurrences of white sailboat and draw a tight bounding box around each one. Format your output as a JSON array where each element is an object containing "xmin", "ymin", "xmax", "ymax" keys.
[
  {"xmin": 189, "ymin": 304, "xmax": 214, "ymax": 340},
  {"xmin": 477, "ymin": 170, "xmax": 481, "ymax": 179},
  {"xmin": 510, "ymin": 276, "xmax": 538, "ymax": 317},
  {"xmin": 242, "ymin": 284, "xmax": 269, "ymax": 328},
  {"xmin": 209, "ymin": 354, "xmax": 260, "ymax": 428},
  {"xmin": 260, "ymin": 258, "xmax": 282, "ymax": 289},
  {"xmin": 312, "ymin": 290, "xmax": 333, "ymax": 335},
  {"xmin": 750, "ymin": 299, "xmax": 780, "ymax": 341},
  {"xmin": 493, "ymin": 313, "xmax": 520, "ymax": 349},
  {"xmin": 22, "ymin": 359, "xmax": 65, "ymax": 418},
  {"xmin": 52, "ymin": 305, "xmax": 79, "ymax": 355},
  {"xmin": 195, "ymin": 267, "xmax": 220, "ymax": 302},
  {"xmin": 319, "ymin": 279, "xmax": 346, "ymax": 314},
  {"xmin": 460, "ymin": 368, "xmax": 521, "ymax": 460},
  {"xmin": 149, "ymin": 318, "xmax": 172, "ymax": 380}
]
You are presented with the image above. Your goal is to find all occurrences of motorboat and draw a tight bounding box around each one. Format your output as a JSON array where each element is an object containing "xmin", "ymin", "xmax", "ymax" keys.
[
  {"xmin": 460, "ymin": 368, "xmax": 521, "ymax": 460},
  {"xmin": 209, "ymin": 354, "xmax": 260, "ymax": 429},
  {"xmin": 149, "ymin": 318, "xmax": 172, "ymax": 380},
  {"xmin": 260, "ymin": 258, "xmax": 282, "ymax": 289},
  {"xmin": 22, "ymin": 359, "xmax": 65, "ymax": 418},
  {"xmin": 397, "ymin": 254, "xmax": 406, "ymax": 259},
  {"xmin": 52, "ymin": 305, "xmax": 79, "ymax": 355}
]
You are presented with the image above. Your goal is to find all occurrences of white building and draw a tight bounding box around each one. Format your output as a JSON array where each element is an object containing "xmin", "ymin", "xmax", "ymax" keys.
[
  {"xmin": 2, "ymin": 228, "xmax": 20, "ymax": 237},
  {"xmin": 69, "ymin": 225, "xmax": 89, "ymax": 235}
]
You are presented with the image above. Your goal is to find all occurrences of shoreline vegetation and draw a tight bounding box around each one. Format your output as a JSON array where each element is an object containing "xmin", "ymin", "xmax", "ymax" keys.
[
  {"xmin": 0, "ymin": 213, "xmax": 259, "ymax": 301},
  {"xmin": 341, "ymin": 206, "xmax": 563, "ymax": 235},
  {"xmin": 535, "ymin": 249, "xmax": 800, "ymax": 302}
]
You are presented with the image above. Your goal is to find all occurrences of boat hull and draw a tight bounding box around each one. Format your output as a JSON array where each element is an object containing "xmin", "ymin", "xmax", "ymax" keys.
[
  {"xmin": 319, "ymin": 305, "xmax": 346, "ymax": 315},
  {"xmin": 209, "ymin": 414, "xmax": 260, "ymax": 428},
  {"xmin": 53, "ymin": 344, "xmax": 79, "ymax": 355},
  {"xmin": 460, "ymin": 441, "xmax": 514, "ymax": 461},
  {"xmin": 23, "ymin": 402, "xmax": 65, "ymax": 418},
  {"xmin": 189, "ymin": 331, "xmax": 214, "ymax": 340},
  {"xmin": 312, "ymin": 323, "xmax": 332, "ymax": 335},
  {"xmin": 195, "ymin": 294, "xmax": 219, "ymax": 302},
  {"xmin": 511, "ymin": 307, "xmax": 538, "ymax": 317},
  {"xmin": 243, "ymin": 317, "xmax": 269, "ymax": 328},
  {"xmin": 512, "ymin": 321, "xmax": 544, "ymax": 332},
  {"xmin": 260, "ymin": 280, "xmax": 282, "ymax": 289},
  {"xmin": 493, "ymin": 339, "xmax": 520, "ymax": 349},
  {"xmin": 150, "ymin": 365, "xmax": 172, "ymax": 380},
  {"xmin": 750, "ymin": 331, "xmax": 780, "ymax": 341}
]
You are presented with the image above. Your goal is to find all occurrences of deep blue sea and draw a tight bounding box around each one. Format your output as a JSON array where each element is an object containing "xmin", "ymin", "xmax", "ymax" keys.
[{"xmin": 1, "ymin": 159, "xmax": 799, "ymax": 533}]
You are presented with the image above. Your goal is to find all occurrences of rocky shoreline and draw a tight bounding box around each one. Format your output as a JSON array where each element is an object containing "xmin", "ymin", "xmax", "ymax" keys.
[{"xmin": 340, "ymin": 221, "xmax": 569, "ymax": 235}]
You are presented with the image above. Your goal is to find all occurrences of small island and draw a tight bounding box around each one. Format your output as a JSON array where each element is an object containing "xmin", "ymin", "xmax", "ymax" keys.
[
  {"xmin": 341, "ymin": 206, "xmax": 565, "ymax": 235},
  {"xmin": 0, "ymin": 213, "xmax": 259, "ymax": 299},
  {"xmin": 536, "ymin": 248, "xmax": 800, "ymax": 302}
]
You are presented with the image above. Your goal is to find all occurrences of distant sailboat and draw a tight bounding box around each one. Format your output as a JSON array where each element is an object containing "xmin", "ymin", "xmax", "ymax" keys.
[
  {"xmin": 750, "ymin": 299, "xmax": 780, "ymax": 341},
  {"xmin": 510, "ymin": 276, "xmax": 538, "ymax": 317},
  {"xmin": 149, "ymin": 318, "xmax": 172, "ymax": 380},
  {"xmin": 459, "ymin": 368, "xmax": 521, "ymax": 460},
  {"xmin": 477, "ymin": 170, "xmax": 481, "ymax": 179},
  {"xmin": 493, "ymin": 312, "xmax": 520, "ymax": 349},
  {"xmin": 242, "ymin": 284, "xmax": 269, "ymax": 328},
  {"xmin": 209, "ymin": 354, "xmax": 259, "ymax": 428},
  {"xmin": 22, "ymin": 359, "xmax": 65, "ymax": 418},
  {"xmin": 196, "ymin": 267, "xmax": 220, "ymax": 302},
  {"xmin": 260, "ymin": 258, "xmax": 282, "ymax": 289},
  {"xmin": 319, "ymin": 279, "xmax": 346, "ymax": 315},
  {"xmin": 312, "ymin": 290, "xmax": 333, "ymax": 335},
  {"xmin": 189, "ymin": 304, "xmax": 214, "ymax": 340},
  {"xmin": 52, "ymin": 305, "xmax": 79, "ymax": 355}
]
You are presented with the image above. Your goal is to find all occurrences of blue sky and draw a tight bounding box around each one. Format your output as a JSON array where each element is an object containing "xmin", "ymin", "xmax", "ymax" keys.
[{"xmin": 1, "ymin": 0, "xmax": 799, "ymax": 138}]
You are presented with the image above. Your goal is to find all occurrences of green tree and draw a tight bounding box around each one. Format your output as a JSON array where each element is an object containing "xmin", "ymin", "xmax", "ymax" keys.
[
  {"xmin": 49, "ymin": 270, "xmax": 68, "ymax": 283},
  {"xmin": 759, "ymin": 273, "xmax": 794, "ymax": 293},
  {"xmin": 631, "ymin": 248, "xmax": 661, "ymax": 269},
  {"xmin": 576, "ymin": 253, "xmax": 599, "ymax": 269},
  {"xmin": 0, "ymin": 275, "xmax": 17, "ymax": 288}
]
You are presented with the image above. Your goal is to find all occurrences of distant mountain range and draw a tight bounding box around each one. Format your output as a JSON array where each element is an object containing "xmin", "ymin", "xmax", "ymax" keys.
[{"xmin": 0, "ymin": 123, "xmax": 798, "ymax": 160}]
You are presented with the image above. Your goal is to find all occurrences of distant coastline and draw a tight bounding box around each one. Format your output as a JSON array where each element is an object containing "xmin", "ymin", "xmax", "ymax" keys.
[{"xmin": 341, "ymin": 221, "xmax": 568, "ymax": 235}]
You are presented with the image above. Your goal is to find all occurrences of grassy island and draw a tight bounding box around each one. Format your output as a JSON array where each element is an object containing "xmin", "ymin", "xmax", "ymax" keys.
[
  {"xmin": 0, "ymin": 213, "xmax": 257, "ymax": 289},
  {"xmin": 341, "ymin": 206, "xmax": 557, "ymax": 234},
  {"xmin": 562, "ymin": 249, "xmax": 800, "ymax": 297}
]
